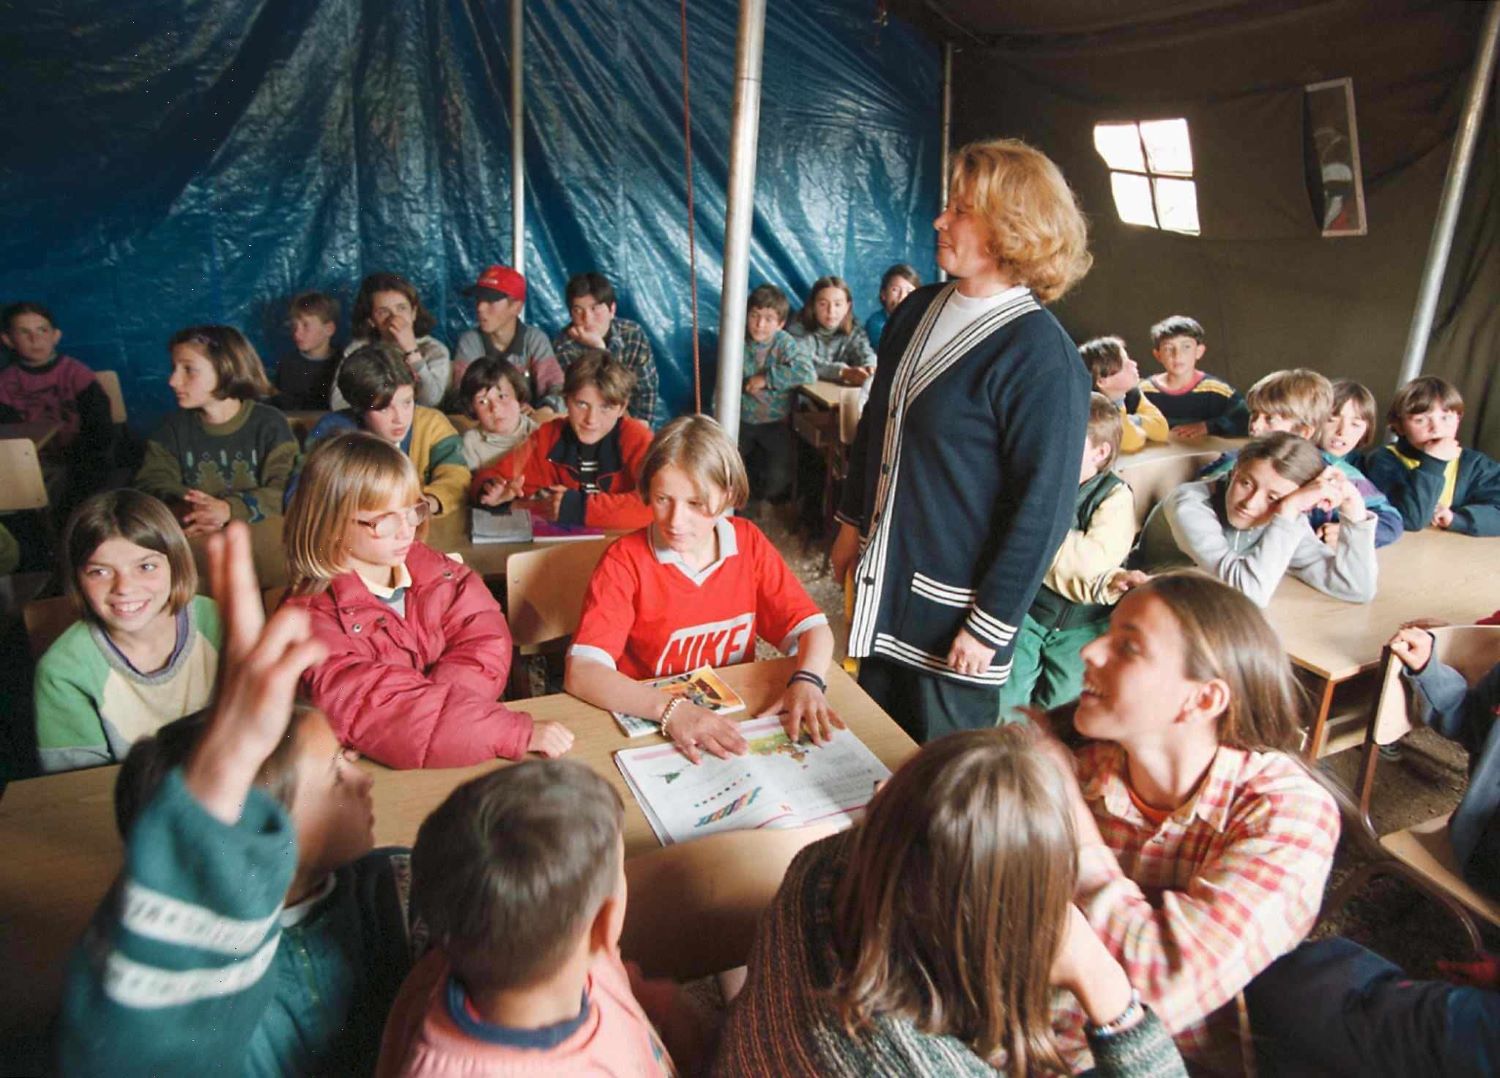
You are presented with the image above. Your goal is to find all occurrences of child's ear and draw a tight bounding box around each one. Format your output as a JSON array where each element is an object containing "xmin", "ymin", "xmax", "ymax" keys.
[
  {"xmin": 588, "ymin": 892, "xmax": 627, "ymax": 956},
  {"xmin": 1176, "ymin": 677, "xmax": 1230, "ymax": 728}
]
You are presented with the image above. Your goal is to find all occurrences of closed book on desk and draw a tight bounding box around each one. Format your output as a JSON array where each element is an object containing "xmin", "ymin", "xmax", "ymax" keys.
[
  {"xmin": 533, "ymin": 518, "xmax": 607, "ymax": 542},
  {"xmin": 471, "ymin": 506, "xmax": 533, "ymax": 544}
]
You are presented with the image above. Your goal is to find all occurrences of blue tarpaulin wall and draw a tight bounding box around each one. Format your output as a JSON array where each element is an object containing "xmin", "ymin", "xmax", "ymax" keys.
[{"xmin": 0, "ymin": 0, "xmax": 940, "ymax": 431}]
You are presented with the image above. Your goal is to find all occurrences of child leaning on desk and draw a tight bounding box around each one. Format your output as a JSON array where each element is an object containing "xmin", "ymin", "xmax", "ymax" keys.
[{"xmin": 564, "ymin": 415, "xmax": 842, "ymax": 763}]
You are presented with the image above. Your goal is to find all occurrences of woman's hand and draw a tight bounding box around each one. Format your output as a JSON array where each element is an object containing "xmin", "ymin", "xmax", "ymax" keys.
[
  {"xmin": 527, "ymin": 721, "xmax": 575, "ymax": 758},
  {"xmin": 830, "ymin": 522, "xmax": 861, "ymax": 585},
  {"xmin": 945, "ymin": 628, "xmax": 995, "ymax": 678},
  {"xmin": 1388, "ymin": 626, "xmax": 1434, "ymax": 672},
  {"xmin": 758, "ymin": 679, "xmax": 845, "ymax": 746},
  {"xmin": 181, "ymin": 489, "xmax": 232, "ymax": 535},
  {"xmin": 665, "ymin": 702, "xmax": 749, "ymax": 765}
]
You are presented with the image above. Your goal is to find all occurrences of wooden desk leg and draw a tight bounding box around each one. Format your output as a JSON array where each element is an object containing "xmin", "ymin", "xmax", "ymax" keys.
[{"xmin": 1303, "ymin": 677, "xmax": 1337, "ymax": 760}]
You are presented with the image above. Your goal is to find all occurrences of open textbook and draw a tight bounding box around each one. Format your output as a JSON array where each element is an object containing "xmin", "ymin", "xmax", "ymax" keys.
[
  {"xmin": 614, "ymin": 714, "xmax": 891, "ymax": 845},
  {"xmin": 611, "ymin": 667, "xmax": 745, "ymax": 737}
]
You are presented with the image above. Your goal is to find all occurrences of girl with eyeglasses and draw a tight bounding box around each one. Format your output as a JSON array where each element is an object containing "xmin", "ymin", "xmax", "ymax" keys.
[{"xmin": 282, "ymin": 432, "xmax": 574, "ymax": 768}]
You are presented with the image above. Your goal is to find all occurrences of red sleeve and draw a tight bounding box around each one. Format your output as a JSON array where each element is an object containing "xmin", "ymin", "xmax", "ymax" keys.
[
  {"xmin": 424, "ymin": 561, "xmax": 520, "ymax": 704},
  {"xmin": 748, "ymin": 524, "xmax": 824, "ymax": 650},
  {"xmin": 293, "ymin": 598, "xmax": 534, "ymax": 768},
  {"xmin": 571, "ymin": 540, "xmax": 642, "ymax": 668},
  {"xmin": 582, "ymin": 420, "xmax": 655, "ymax": 529},
  {"xmin": 469, "ymin": 437, "xmax": 531, "ymax": 500}
]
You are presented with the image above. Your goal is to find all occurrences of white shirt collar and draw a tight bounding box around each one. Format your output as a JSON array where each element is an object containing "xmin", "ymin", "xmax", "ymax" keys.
[{"xmin": 649, "ymin": 516, "xmax": 739, "ymax": 585}]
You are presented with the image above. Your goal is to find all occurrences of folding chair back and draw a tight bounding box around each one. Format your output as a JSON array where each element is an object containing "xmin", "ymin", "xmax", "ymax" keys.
[
  {"xmin": 0, "ymin": 439, "xmax": 49, "ymax": 512},
  {"xmin": 504, "ymin": 538, "xmax": 613, "ymax": 654},
  {"xmin": 1116, "ymin": 450, "xmax": 1221, "ymax": 531},
  {"xmin": 95, "ymin": 371, "xmax": 128, "ymax": 424}
]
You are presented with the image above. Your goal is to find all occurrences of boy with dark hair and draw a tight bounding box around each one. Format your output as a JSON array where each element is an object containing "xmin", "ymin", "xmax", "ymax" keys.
[
  {"xmin": 0, "ymin": 300, "xmax": 113, "ymax": 508},
  {"xmin": 1139, "ymin": 314, "xmax": 1248, "ymax": 440},
  {"xmin": 379, "ymin": 761, "xmax": 706, "ymax": 1074},
  {"xmin": 863, "ymin": 263, "xmax": 921, "ymax": 347},
  {"xmin": 274, "ymin": 291, "xmax": 341, "ymax": 409},
  {"xmin": 553, "ymin": 272, "xmax": 661, "ymax": 428},
  {"xmin": 737, "ymin": 283, "xmax": 816, "ymax": 506},
  {"xmin": 296, "ymin": 344, "xmax": 470, "ymax": 515},
  {"xmin": 1362, "ymin": 375, "xmax": 1500, "ymax": 536},
  {"xmin": 455, "ymin": 265, "xmax": 564, "ymax": 419},
  {"xmin": 1078, "ymin": 334, "xmax": 1167, "ymax": 454}
]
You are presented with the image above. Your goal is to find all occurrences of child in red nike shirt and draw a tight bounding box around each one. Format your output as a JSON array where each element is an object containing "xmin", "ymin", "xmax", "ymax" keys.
[{"xmin": 564, "ymin": 416, "xmax": 842, "ymax": 762}]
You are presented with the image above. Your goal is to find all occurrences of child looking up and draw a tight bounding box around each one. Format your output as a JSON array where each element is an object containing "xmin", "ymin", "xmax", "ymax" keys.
[
  {"xmin": 331, "ymin": 273, "xmax": 450, "ymax": 409},
  {"xmin": 34, "ymin": 491, "xmax": 220, "ymax": 773},
  {"xmin": 565, "ymin": 416, "xmax": 838, "ymax": 763},
  {"xmin": 456, "ymin": 356, "xmax": 538, "ymax": 471},
  {"xmin": 56, "ymin": 523, "xmax": 411, "ymax": 1076},
  {"xmin": 1078, "ymin": 335, "xmax": 1167, "ymax": 454},
  {"xmin": 997, "ymin": 395, "xmax": 1134, "ymax": 718},
  {"xmin": 790, "ymin": 276, "xmax": 876, "ymax": 386},
  {"xmin": 274, "ymin": 291, "xmax": 341, "ymax": 409},
  {"xmin": 284, "ymin": 433, "xmax": 573, "ymax": 768},
  {"xmin": 1362, "ymin": 376, "xmax": 1500, "ymax": 536},
  {"xmin": 738, "ymin": 283, "xmax": 816, "ymax": 506},
  {"xmin": 472, "ymin": 350, "xmax": 654, "ymax": 530},
  {"xmin": 1139, "ymin": 432, "xmax": 1378, "ymax": 606},
  {"xmin": 1138, "ymin": 315, "xmax": 1248, "ymax": 440},
  {"xmin": 862, "ymin": 263, "xmax": 921, "ymax": 348},
  {"xmin": 302, "ymin": 344, "xmax": 470, "ymax": 517},
  {"xmin": 1199, "ymin": 369, "xmax": 1402, "ymax": 547},
  {"xmin": 715, "ymin": 725, "xmax": 1184, "ymax": 1076},
  {"xmin": 552, "ymin": 272, "xmax": 661, "ymax": 428},
  {"xmin": 453, "ymin": 264, "xmax": 564, "ymax": 420},
  {"xmin": 134, "ymin": 325, "xmax": 297, "ymax": 536}
]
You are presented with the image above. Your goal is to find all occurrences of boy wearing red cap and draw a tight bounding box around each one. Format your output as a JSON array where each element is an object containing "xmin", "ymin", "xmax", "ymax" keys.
[{"xmin": 453, "ymin": 265, "xmax": 564, "ymax": 421}]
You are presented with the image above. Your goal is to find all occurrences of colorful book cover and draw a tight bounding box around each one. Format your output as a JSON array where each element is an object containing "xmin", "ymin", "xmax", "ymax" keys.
[{"xmin": 610, "ymin": 666, "xmax": 746, "ymax": 737}]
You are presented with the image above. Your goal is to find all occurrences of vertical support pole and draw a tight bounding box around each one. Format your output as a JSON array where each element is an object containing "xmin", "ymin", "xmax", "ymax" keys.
[
  {"xmin": 938, "ymin": 42, "xmax": 954, "ymax": 281},
  {"xmin": 510, "ymin": 0, "xmax": 526, "ymax": 275},
  {"xmin": 1396, "ymin": 0, "xmax": 1499, "ymax": 388},
  {"xmin": 713, "ymin": 0, "xmax": 768, "ymax": 440}
]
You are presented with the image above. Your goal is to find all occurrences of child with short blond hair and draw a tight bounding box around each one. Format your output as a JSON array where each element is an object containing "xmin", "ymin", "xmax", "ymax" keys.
[
  {"xmin": 1078, "ymin": 335, "xmax": 1167, "ymax": 453},
  {"xmin": 1362, "ymin": 376, "xmax": 1500, "ymax": 536}
]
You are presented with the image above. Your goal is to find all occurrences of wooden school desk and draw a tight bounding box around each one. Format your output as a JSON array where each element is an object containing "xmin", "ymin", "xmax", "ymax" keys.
[
  {"xmin": 0, "ymin": 658, "xmax": 917, "ymax": 1050},
  {"xmin": 1117, "ymin": 434, "xmax": 1245, "ymax": 466},
  {"xmin": 1265, "ymin": 530, "xmax": 1500, "ymax": 758},
  {"xmin": 0, "ymin": 421, "xmax": 61, "ymax": 450}
]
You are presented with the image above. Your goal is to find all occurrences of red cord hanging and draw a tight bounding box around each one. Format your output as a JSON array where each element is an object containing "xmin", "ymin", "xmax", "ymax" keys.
[{"xmin": 679, "ymin": 0, "xmax": 702, "ymax": 413}]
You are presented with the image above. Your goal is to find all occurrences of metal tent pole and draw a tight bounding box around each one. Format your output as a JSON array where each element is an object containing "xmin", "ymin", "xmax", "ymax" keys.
[
  {"xmin": 1396, "ymin": 0, "xmax": 1499, "ymax": 388},
  {"xmin": 713, "ymin": 0, "xmax": 767, "ymax": 438},
  {"xmin": 938, "ymin": 42, "xmax": 953, "ymax": 281},
  {"xmin": 510, "ymin": 0, "xmax": 526, "ymax": 275}
]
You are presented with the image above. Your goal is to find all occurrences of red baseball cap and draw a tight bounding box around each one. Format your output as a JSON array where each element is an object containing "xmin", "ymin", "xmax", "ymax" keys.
[{"xmin": 467, "ymin": 264, "xmax": 526, "ymax": 302}]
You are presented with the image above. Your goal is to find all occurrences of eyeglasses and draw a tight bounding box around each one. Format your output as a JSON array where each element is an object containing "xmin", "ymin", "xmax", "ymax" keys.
[{"xmin": 354, "ymin": 502, "xmax": 429, "ymax": 539}]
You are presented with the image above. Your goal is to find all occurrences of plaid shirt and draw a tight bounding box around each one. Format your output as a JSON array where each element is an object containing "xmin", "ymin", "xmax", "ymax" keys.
[
  {"xmin": 1054, "ymin": 743, "xmax": 1339, "ymax": 1072},
  {"xmin": 739, "ymin": 329, "xmax": 816, "ymax": 425},
  {"xmin": 554, "ymin": 317, "xmax": 661, "ymax": 429}
]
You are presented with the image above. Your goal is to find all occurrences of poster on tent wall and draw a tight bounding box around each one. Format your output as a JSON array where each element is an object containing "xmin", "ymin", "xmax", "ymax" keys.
[{"xmin": 1306, "ymin": 77, "xmax": 1367, "ymax": 237}]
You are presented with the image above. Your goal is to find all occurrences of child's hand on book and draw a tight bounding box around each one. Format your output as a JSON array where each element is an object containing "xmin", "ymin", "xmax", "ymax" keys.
[
  {"xmin": 479, "ymin": 474, "xmax": 525, "ymax": 507},
  {"xmin": 761, "ymin": 681, "xmax": 845, "ymax": 746},
  {"xmin": 665, "ymin": 704, "xmax": 748, "ymax": 764}
]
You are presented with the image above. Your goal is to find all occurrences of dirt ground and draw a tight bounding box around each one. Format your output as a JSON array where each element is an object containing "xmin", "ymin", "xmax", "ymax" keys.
[{"xmin": 755, "ymin": 505, "xmax": 1493, "ymax": 978}]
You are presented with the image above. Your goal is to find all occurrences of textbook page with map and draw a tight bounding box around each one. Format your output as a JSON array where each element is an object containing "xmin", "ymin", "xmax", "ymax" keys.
[{"xmin": 613, "ymin": 715, "xmax": 891, "ymax": 845}]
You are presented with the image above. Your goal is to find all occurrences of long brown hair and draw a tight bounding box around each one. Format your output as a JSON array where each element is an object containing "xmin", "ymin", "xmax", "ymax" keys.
[
  {"xmin": 1134, "ymin": 571, "xmax": 1304, "ymax": 751},
  {"xmin": 798, "ymin": 275, "xmax": 856, "ymax": 336},
  {"xmin": 831, "ymin": 725, "xmax": 1075, "ymax": 1072}
]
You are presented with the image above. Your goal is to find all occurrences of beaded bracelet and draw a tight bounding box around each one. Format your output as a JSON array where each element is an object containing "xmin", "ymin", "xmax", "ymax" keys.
[
  {"xmin": 1087, "ymin": 989, "xmax": 1143, "ymax": 1039},
  {"xmin": 787, "ymin": 670, "xmax": 827, "ymax": 693},
  {"xmin": 658, "ymin": 695, "xmax": 688, "ymax": 740}
]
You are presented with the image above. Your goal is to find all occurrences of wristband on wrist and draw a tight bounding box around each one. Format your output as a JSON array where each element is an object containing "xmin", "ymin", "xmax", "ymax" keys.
[
  {"xmin": 1087, "ymin": 988, "xmax": 1143, "ymax": 1039},
  {"xmin": 787, "ymin": 670, "xmax": 827, "ymax": 694},
  {"xmin": 658, "ymin": 695, "xmax": 688, "ymax": 739}
]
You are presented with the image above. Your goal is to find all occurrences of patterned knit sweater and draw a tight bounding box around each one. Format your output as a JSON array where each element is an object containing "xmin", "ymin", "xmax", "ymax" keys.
[
  {"xmin": 134, "ymin": 401, "xmax": 298, "ymax": 523},
  {"xmin": 712, "ymin": 832, "xmax": 1185, "ymax": 1077}
]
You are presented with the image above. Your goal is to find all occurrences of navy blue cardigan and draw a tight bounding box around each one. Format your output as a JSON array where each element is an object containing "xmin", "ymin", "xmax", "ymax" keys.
[{"xmin": 838, "ymin": 283, "xmax": 1089, "ymax": 686}]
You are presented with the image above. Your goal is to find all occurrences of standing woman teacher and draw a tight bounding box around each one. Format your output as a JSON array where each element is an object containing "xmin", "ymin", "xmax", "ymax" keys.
[{"xmin": 831, "ymin": 139, "xmax": 1093, "ymax": 741}]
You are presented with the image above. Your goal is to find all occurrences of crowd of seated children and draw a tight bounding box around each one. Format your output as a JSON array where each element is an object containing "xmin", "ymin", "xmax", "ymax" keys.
[
  {"xmin": 998, "ymin": 395, "xmax": 1135, "ymax": 719},
  {"xmin": 1361, "ymin": 375, "xmax": 1500, "ymax": 537},
  {"xmin": 301, "ymin": 343, "xmax": 470, "ymax": 518},
  {"xmin": 565, "ymin": 415, "xmax": 838, "ymax": 764},
  {"xmin": 273, "ymin": 290, "xmax": 341, "ymax": 410},
  {"xmin": 1079, "ymin": 335, "xmax": 1167, "ymax": 454},
  {"xmin": 473, "ymin": 350, "xmax": 654, "ymax": 531},
  {"xmin": 34, "ymin": 490, "xmax": 220, "ymax": 774},
  {"xmin": 455, "ymin": 355, "xmax": 538, "ymax": 470},
  {"xmin": 1041, "ymin": 571, "xmax": 1340, "ymax": 1071},
  {"xmin": 1199, "ymin": 368, "xmax": 1403, "ymax": 547},
  {"xmin": 282, "ymin": 433, "xmax": 572, "ymax": 768},
  {"xmin": 1139, "ymin": 431, "xmax": 1378, "ymax": 607},
  {"xmin": 718, "ymin": 724, "xmax": 1185, "ymax": 1077},
  {"xmin": 737, "ymin": 283, "xmax": 816, "ymax": 508},
  {"xmin": 1138, "ymin": 315, "xmax": 1248, "ymax": 440},
  {"xmin": 552, "ymin": 271, "xmax": 661, "ymax": 429},
  {"xmin": 332, "ymin": 273, "xmax": 450, "ymax": 410},
  {"xmin": 861, "ymin": 263, "xmax": 921, "ymax": 348},
  {"xmin": 453, "ymin": 264, "xmax": 564, "ymax": 419},
  {"xmin": 0, "ymin": 301, "xmax": 113, "ymax": 512},
  {"xmin": 790, "ymin": 275, "xmax": 876, "ymax": 387},
  {"xmin": 133, "ymin": 325, "xmax": 298, "ymax": 536}
]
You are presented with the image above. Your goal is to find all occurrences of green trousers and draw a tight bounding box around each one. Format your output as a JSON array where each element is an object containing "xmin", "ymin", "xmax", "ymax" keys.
[{"xmin": 996, "ymin": 613, "xmax": 1108, "ymax": 723}]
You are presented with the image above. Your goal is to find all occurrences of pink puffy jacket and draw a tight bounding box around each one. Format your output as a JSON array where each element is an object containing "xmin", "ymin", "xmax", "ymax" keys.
[{"xmin": 286, "ymin": 542, "xmax": 533, "ymax": 768}]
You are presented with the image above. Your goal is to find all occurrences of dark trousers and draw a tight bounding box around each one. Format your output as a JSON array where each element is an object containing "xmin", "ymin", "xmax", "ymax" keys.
[
  {"xmin": 738, "ymin": 420, "xmax": 797, "ymax": 504},
  {"xmin": 857, "ymin": 656, "xmax": 999, "ymax": 743},
  {"xmin": 1245, "ymin": 937, "xmax": 1500, "ymax": 1077}
]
